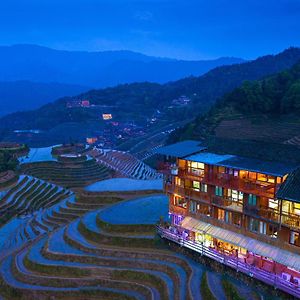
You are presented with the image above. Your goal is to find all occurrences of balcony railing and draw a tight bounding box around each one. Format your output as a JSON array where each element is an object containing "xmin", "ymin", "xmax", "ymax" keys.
[
  {"xmin": 177, "ymin": 169, "xmax": 276, "ymax": 198},
  {"xmin": 281, "ymin": 212, "xmax": 300, "ymax": 229},
  {"xmin": 165, "ymin": 184, "xmax": 210, "ymax": 203},
  {"xmin": 157, "ymin": 226, "xmax": 300, "ymax": 299},
  {"xmin": 212, "ymin": 196, "xmax": 243, "ymax": 212},
  {"xmin": 244, "ymin": 205, "xmax": 280, "ymax": 222}
]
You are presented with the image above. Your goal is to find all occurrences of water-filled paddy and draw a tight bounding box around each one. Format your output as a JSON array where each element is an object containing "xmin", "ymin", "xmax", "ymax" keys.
[
  {"xmin": 99, "ymin": 194, "xmax": 169, "ymax": 224},
  {"xmin": 85, "ymin": 178, "xmax": 163, "ymax": 192}
]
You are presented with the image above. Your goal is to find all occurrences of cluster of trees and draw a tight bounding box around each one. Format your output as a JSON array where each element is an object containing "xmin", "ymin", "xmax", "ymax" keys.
[
  {"xmin": 220, "ymin": 62, "xmax": 300, "ymax": 114},
  {"xmin": 0, "ymin": 151, "xmax": 19, "ymax": 172}
]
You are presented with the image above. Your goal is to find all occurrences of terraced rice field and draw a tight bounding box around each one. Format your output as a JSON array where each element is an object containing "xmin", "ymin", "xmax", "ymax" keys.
[
  {"xmin": 90, "ymin": 148, "xmax": 162, "ymax": 180},
  {"xmin": 0, "ymin": 190, "xmax": 260, "ymax": 300},
  {"xmin": 0, "ymin": 175, "xmax": 71, "ymax": 227},
  {"xmin": 20, "ymin": 158, "xmax": 111, "ymax": 188},
  {"xmin": 0, "ymin": 197, "xmax": 202, "ymax": 300}
]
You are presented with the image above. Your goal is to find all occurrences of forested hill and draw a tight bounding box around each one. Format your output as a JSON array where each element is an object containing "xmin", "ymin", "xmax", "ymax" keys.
[
  {"xmin": 165, "ymin": 47, "xmax": 300, "ymax": 108},
  {"xmin": 171, "ymin": 61, "xmax": 300, "ymax": 146},
  {"xmin": 1, "ymin": 47, "xmax": 300, "ymax": 133}
]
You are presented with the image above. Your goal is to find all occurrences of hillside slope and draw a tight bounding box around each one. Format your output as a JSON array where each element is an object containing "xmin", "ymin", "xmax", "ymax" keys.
[{"xmin": 171, "ymin": 61, "xmax": 300, "ymax": 152}]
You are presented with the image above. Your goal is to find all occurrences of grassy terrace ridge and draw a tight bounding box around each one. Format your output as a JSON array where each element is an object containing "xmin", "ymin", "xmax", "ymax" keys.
[
  {"xmin": 112, "ymin": 269, "xmax": 169, "ymax": 299},
  {"xmin": 221, "ymin": 278, "xmax": 245, "ymax": 300},
  {"xmin": 77, "ymin": 220, "xmax": 157, "ymax": 248},
  {"xmin": 0, "ymin": 143, "xmax": 29, "ymax": 155},
  {"xmin": 20, "ymin": 158, "xmax": 111, "ymax": 188},
  {"xmin": 0, "ymin": 172, "xmax": 18, "ymax": 190},
  {"xmin": 96, "ymin": 216, "xmax": 155, "ymax": 235},
  {"xmin": 200, "ymin": 272, "xmax": 217, "ymax": 300}
]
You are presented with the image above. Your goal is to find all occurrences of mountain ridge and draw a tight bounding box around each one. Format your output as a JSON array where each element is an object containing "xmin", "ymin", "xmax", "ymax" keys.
[
  {"xmin": 1, "ymin": 47, "xmax": 300, "ymax": 147},
  {"xmin": 0, "ymin": 44, "xmax": 245, "ymax": 87}
]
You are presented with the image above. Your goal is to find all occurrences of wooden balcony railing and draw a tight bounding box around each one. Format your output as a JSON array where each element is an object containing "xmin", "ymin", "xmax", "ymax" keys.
[
  {"xmin": 177, "ymin": 170, "xmax": 276, "ymax": 198},
  {"xmin": 281, "ymin": 212, "xmax": 300, "ymax": 229},
  {"xmin": 169, "ymin": 203, "xmax": 188, "ymax": 216},
  {"xmin": 165, "ymin": 183, "xmax": 210, "ymax": 203},
  {"xmin": 244, "ymin": 205, "xmax": 280, "ymax": 222},
  {"xmin": 212, "ymin": 196, "xmax": 243, "ymax": 211}
]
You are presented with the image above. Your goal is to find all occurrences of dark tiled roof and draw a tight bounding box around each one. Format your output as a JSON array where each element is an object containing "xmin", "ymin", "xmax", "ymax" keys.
[
  {"xmin": 185, "ymin": 152, "xmax": 235, "ymax": 164},
  {"xmin": 218, "ymin": 156, "xmax": 298, "ymax": 177},
  {"xmin": 277, "ymin": 168, "xmax": 300, "ymax": 202},
  {"xmin": 155, "ymin": 140, "xmax": 206, "ymax": 158},
  {"xmin": 204, "ymin": 137, "xmax": 300, "ymax": 164}
]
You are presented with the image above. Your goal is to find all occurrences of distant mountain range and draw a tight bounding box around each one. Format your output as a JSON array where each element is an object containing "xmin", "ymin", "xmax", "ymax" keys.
[
  {"xmin": 0, "ymin": 81, "xmax": 89, "ymax": 116},
  {"xmin": 0, "ymin": 44, "xmax": 245, "ymax": 115},
  {"xmin": 1, "ymin": 47, "xmax": 300, "ymax": 147},
  {"xmin": 0, "ymin": 44, "xmax": 245, "ymax": 87}
]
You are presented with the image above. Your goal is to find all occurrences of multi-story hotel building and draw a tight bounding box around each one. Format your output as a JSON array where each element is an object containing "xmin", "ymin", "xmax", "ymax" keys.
[{"xmin": 157, "ymin": 140, "xmax": 300, "ymax": 298}]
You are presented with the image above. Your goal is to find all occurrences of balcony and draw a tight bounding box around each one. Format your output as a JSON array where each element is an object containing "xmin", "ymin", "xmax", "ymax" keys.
[
  {"xmin": 212, "ymin": 196, "xmax": 243, "ymax": 212},
  {"xmin": 206, "ymin": 173, "xmax": 276, "ymax": 198},
  {"xmin": 176, "ymin": 169, "xmax": 276, "ymax": 198},
  {"xmin": 169, "ymin": 203, "xmax": 188, "ymax": 216},
  {"xmin": 178, "ymin": 167, "xmax": 205, "ymax": 181},
  {"xmin": 165, "ymin": 183, "xmax": 210, "ymax": 204},
  {"xmin": 281, "ymin": 212, "xmax": 300, "ymax": 229},
  {"xmin": 244, "ymin": 205, "xmax": 280, "ymax": 223}
]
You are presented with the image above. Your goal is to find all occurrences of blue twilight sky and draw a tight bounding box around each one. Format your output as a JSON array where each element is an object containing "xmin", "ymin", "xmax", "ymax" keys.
[{"xmin": 0, "ymin": 0, "xmax": 299, "ymax": 60}]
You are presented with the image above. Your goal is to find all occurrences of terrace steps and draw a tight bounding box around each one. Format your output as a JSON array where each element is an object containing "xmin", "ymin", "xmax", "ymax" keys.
[
  {"xmin": 90, "ymin": 148, "xmax": 162, "ymax": 180},
  {"xmin": 0, "ymin": 194, "xmax": 210, "ymax": 300}
]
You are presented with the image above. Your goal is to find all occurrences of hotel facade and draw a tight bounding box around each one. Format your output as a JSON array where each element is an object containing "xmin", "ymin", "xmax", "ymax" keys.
[{"xmin": 157, "ymin": 141, "xmax": 300, "ymax": 298}]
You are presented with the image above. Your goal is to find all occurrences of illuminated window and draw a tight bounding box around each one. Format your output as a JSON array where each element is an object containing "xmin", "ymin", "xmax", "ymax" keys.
[
  {"xmin": 190, "ymin": 161, "xmax": 204, "ymax": 169},
  {"xmin": 257, "ymin": 173, "xmax": 268, "ymax": 182},
  {"xmin": 248, "ymin": 172, "xmax": 257, "ymax": 180},
  {"xmin": 200, "ymin": 183, "xmax": 208, "ymax": 193},
  {"xmin": 239, "ymin": 170, "xmax": 248, "ymax": 179},
  {"xmin": 218, "ymin": 209, "xmax": 225, "ymax": 221},
  {"xmin": 188, "ymin": 161, "xmax": 205, "ymax": 176},
  {"xmin": 192, "ymin": 181, "xmax": 200, "ymax": 190},
  {"xmin": 290, "ymin": 231, "xmax": 300, "ymax": 247},
  {"xmin": 174, "ymin": 196, "xmax": 187, "ymax": 208},
  {"xmin": 268, "ymin": 199, "xmax": 278, "ymax": 210},
  {"xmin": 175, "ymin": 177, "xmax": 182, "ymax": 186},
  {"xmin": 230, "ymin": 189, "xmax": 243, "ymax": 201}
]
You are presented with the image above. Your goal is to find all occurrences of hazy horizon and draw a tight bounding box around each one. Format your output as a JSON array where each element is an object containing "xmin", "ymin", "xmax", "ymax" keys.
[{"xmin": 1, "ymin": 0, "xmax": 300, "ymax": 60}]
